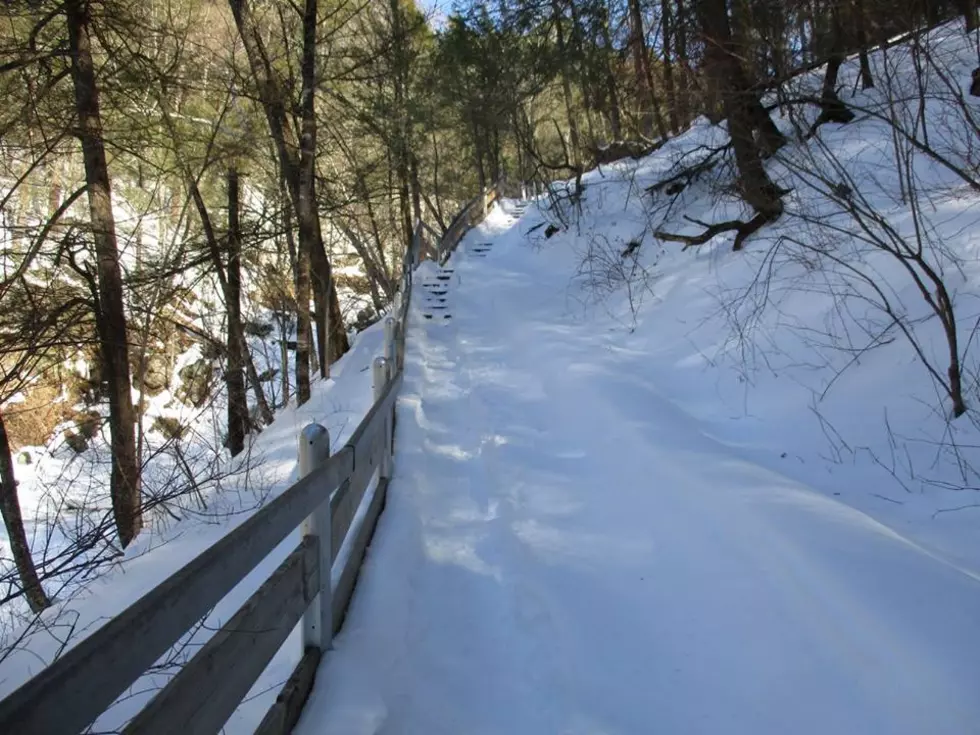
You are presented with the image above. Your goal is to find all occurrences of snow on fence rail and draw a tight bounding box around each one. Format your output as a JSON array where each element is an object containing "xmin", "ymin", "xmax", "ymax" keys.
[{"xmin": 0, "ymin": 186, "xmax": 500, "ymax": 735}]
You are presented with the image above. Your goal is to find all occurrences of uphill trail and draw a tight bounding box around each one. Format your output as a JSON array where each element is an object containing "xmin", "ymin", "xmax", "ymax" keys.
[{"xmin": 295, "ymin": 200, "xmax": 980, "ymax": 735}]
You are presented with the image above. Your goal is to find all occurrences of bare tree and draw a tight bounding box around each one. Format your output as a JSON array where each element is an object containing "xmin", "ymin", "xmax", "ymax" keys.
[
  {"xmin": 656, "ymin": 0, "xmax": 785, "ymax": 251},
  {"xmin": 65, "ymin": 0, "xmax": 141, "ymax": 546},
  {"xmin": 0, "ymin": 409, "xmax": 49, "ymax": 613},
  {"xmin": 226, "ymin": 169, "xmax": 248, "ymax": 455},
  {"xmin": 628, "ymin": 0, "xmax": 669, "ymax": 139},
  {"xmin": 228, "ymin": 0, "xmax": 350, "ymax": 404}
]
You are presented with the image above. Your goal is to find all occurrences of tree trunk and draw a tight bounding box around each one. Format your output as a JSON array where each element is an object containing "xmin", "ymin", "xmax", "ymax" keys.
[
  {"xmin": 599, "ymin": 2, "xmax": 623, "ymax": 140},
  {"xmin": 811, "ymin": 2, "xmax": 856, "ymax": 131},
  {"xmin": 389, "ymin": 0, "xmax": 414, "ymax": 256},
  {"xmin": 429, "ymin": 126, "xmax": 447, "ymax": 226},
  {"xmin": 280, "ymin": 321, "xmax": 290, "ymax": 408},
  {"xmin": 242, "ymin": 337, "xmax": 274, "ymax": 426},
  {"xmin": 852, "ymin": 0, "xmax": 875, "ymax": 88},
  {"xmin": 310, "ymin": 251, "xmax": 328, "ymax": 380},
  {"xmin": 796, "ymin": 7, "xmax": 809, "ymax": 64},
  {"xmin": 697, "ymin": 0, "xmax": 784, "ymax": 217},
  {"xmin": 228, "ymin": 0, "xmax": 349, "ymax": 400},
  {"xmin": 410, "ymin": 154, "xmax": 423, "ymax": 229},
  {"xmin": 295, "ymin": 239, "xmax": 312, "ymax": 406},
  {"xmin": 300, "ymin": 0, "xmax": 322, "ymax": 390},
  {"xmin": 189, "ymin": 176, "xmax": 274, "ymax": 428},
  {"xmin": 818, "ymin": 55, "xmax": 854, "ymax": 121},
  {"xmin": 551, "ymin": 0, "xmax": 583, "ymax": 169},
  {"xmin": 0, "ymin": 410, "xmax": 49, "ymax": 613},
  {"xmin": 963, "ymin": 0, "xmax": 979, "ymax": 31},
  {"xmin": 226, "ymin": 169, "xmax": 247, "ymax": 455},
  {"xmin": 728, "ymin": 0, "xmax": 785, "ymax": 153},
  {"xmin": 567, "ymin": 0, "xmax": 597, "ymax": 147},
  {"xmin": 628, "ymin": 0, "xmax": 669, "ymax": 139},
  {"xmin": 471, "ymin": 114, "xmax": 487, "ymax": 192},
  {"xmin": 327, "ymin": 280, "xmax": 347, "ymax": 363},
  {"xmin": 662, "ymin": 0, "xmax": 681, "ymax": 132},
  {"xmin": 65, "ymin": 0, "xmax": 142, "ymax": 547},
  {"xmin": 675, "ymin": 0, "xmax": 691, "ymax": 126}
]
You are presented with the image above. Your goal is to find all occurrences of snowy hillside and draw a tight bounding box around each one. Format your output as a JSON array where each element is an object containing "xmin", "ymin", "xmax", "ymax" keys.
[
  {"xmin": 0, "ymin": 174, "xmax": 378, "ymax": 640},
  {"xmin": 294, "ymin": 25, "xmax": 980, "ymax": 735},
  {"xmin": 513, "ymin": 23, "xmax": 980, "ymax": 569},
  {"xmin": 0, "ymin": 314, "xmax": 391, "ymax": 731}
]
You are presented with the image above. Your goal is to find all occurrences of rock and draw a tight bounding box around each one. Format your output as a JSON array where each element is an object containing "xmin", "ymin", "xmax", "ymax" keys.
[
  {"xmin": 176, "ymin": 359, "xmax": 214, "ymax": 408},
  {"xmin": 621, "ymin": 240, "xmax": 641, "ymax": 258},
  {"xmin": 17, "ymin": 451, "xmax": 31, "ymax": 465},
  {"xmin": 249, "ymin": 404, "xmax": 267, "ymax": 430},
  {"xmin": 592, "ymin": 140, "xmax": 656, "ymax": 166},
  {"xmin": 152, "ymin": 416, "xmax": 185, "ymax": 441},
  {"xmin": 544, "ymin": 224, "xmax": 560, "ymax": 239},
  {"xmin": 133, "ymin": 352, "xmax": 171, "ymax": 395},
  {"xmin": 64, "ymin": 432, "xmax": 88, "ymax": 454},
  {"xmin": 257, "ymin": 367, "xmax": 278, "ymax": 383},
  {"xmin": 245, "ymin": 320, "xmax": 274, "ymax": 338},
  {"xmin": 201, "ymin": 341, "xmax": 223, "ymax": 361},
  {"xmin": 73, "ymin": 410, "xmax": 102, "ymax": 440},
  {"xmin": 352, "ymin": 307, "xmax": 377, "ymax": 332}
]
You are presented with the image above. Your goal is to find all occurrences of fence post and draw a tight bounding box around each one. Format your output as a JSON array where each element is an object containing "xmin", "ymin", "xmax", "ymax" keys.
[
  {"xmin": 323, "ymin": 302, "xmax": 331, "ymax": 381},
  {"xmin": 299, "ymin": 424, "xmax": 332, "ymax": 652},
  {"xmin": 373, "ymin": 357, "xmax": 392, "ymax": 479},
  {"xmin": 394, "ymin": 322, "xmax": 404, "ymax": 371},
  {"xmin": 384, "ymin": 316, "xmax": 396, "ymax": 366}
]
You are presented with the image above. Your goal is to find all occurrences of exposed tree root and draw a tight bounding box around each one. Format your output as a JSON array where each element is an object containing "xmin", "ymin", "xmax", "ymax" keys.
[{"xmin": 806, "ymin": 98, "xmax": 855, "ymax": 139}]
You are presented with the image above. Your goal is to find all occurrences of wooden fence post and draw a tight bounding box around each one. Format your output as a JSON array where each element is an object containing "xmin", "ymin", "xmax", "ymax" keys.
[
  {"xmin": 384, "ymin": 316, "xmax": 396, "ymax": 366},
  {"xmin": 299, "ymin": 423, "xmax": 332, "ymax": 652},
  {"xmin": 373, "ymin": 357, "xmax": 392, "ymax": 479}
]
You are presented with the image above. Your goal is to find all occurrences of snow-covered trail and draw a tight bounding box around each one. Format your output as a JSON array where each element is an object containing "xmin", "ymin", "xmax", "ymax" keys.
[{"xmin": 296, "ymin": 202, "xmax": 980, "ymax": 735}]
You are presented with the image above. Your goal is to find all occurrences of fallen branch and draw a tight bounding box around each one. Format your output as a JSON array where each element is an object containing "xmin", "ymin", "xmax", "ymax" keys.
[{"xmin": 655, "ymin": 208, "xmax": 780, "ymax": 251}]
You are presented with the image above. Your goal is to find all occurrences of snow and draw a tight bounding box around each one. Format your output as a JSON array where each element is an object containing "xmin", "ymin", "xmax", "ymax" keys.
[
  {"xmin": 292, "ymin": 27, "xmax": 980, "ymax": 730},
  {"xmin": 294, "ymin": 195, "xmax": 980, "ymax": 733}
]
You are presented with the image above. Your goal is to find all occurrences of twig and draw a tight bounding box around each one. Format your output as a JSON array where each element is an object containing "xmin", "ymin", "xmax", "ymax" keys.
[{"xmin": 932, "ymin": 503, "xmax": 980, "ymax": 518}]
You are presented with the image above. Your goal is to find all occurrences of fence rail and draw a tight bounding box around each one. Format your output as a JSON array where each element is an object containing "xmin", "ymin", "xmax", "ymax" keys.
[
  {"xmin": 415, "ymin": 183, "xmax": 499, "ymax": 265},
  {"xmin": 0, "ymin": 184, "xmax": 501, "ymax": 735}
]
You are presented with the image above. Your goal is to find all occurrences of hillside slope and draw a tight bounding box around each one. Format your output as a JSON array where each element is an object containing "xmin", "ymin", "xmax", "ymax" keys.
[
  {"xmin": 296, "ymin": 199, "xmax": 980, "ymax": 734},
  {"xmin": 294, "ymin": 25, "xmax": 980, "ymax": 734},
  {"xmin": 0, "ymin": 315, "xmax": 390, "ymax": 731}
]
